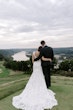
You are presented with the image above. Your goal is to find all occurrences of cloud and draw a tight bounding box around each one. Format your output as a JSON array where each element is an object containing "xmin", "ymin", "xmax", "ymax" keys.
[{"xmin": 0, "ymin": 0, "xmax": 73, "ymax": 48}]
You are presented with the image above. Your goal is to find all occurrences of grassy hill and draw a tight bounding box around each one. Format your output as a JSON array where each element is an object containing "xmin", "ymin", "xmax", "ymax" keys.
[
  {"xmin": 0, "ymin": 61, "xmax": 73, "ymax": 110},
  {"xmin": 0, "ymin": 61, "xmax": 30, "ymax": 99},
  {"xmin": 0, "ymin": 76, "xmax": 73, "ymax": 110}
]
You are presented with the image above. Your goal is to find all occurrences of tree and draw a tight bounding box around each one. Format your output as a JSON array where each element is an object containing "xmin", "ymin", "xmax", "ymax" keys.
[
  {"xmin": 0, "ymin": 54, "xmax": 4, "ymax": 61},
  {"xmin": 4, "ymin": 60, "xmax": 31, "ymax": 72},
  {"xmin": 70, "ymin": 60, "xmax": 73, "ymax": 71},
  {"xmin": 59, "ymin": 60, "xmax": 70, "ymax": 71}
]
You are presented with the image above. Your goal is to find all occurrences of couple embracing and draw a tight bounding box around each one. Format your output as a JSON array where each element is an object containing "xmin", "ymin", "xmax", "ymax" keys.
[{"xmin": 12, "ymin": 40, "xmax": 58, "ymax": 110}]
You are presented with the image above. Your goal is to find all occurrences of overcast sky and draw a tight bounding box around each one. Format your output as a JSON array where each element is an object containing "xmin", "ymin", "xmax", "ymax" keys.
[{"xmin": 0, "ymin": 0, "xmax": 73, "ymax": 49}]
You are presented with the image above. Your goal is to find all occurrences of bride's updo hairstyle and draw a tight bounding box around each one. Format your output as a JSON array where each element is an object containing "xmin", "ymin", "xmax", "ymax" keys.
[{"xmin": 38, "ymin": 46, "xmax": 42, "ymax": 52}]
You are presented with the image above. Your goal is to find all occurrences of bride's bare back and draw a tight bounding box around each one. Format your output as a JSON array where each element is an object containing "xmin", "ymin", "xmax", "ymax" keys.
[{"xmin": 32, "ymin": 51, "xmax": 40, "ymax": 63}]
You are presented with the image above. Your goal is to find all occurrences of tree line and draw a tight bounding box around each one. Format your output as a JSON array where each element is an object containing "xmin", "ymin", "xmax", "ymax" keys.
[
  {"xmin": 3, "ymin": 57, "xmax": 32, "ymax": 73},
  {"xmin": 0, "ymin": 53, "xmax": 73, "ymax": 76}
]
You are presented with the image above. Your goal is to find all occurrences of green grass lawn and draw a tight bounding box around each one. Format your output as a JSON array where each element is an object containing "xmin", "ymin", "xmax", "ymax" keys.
[
  {"xmin": 0, "ymin": 76, "xmax": 73, "ymax": 110},
  {"xmin": 51, "ymin": 84, "xmax": 73, "ymax": 110},
  {"xmin": 0, "ymin": 90, "xmax": 22, "ymax": 110},
  {"xmin": 0, "ymin": 61, "xmax": 73, "ymax": 110},
  {"xmin": 0, "ymin": 73, "xmax": 29, "ymax": 85},
  {"xmin": 0, "ymin": 61, "xmax": 27, "ymax": 79},
  {"xmin": 0, "ymin": 61, "xmax": 10, "ymax": 78},
  {"xmin": 0, "ymin": 61, "xmax": 30, "ymax": 99}
]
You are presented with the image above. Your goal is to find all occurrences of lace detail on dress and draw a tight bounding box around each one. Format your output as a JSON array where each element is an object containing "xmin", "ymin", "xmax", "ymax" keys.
[{"xmin": 12, "ymin": 51, "xmax": 58, "ymax": 110}]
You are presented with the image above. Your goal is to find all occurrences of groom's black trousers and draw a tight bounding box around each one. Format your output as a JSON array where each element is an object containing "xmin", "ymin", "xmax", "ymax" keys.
[{"xmin": 42, "ymin": 66, "xmax": 51, "ymax": 88}]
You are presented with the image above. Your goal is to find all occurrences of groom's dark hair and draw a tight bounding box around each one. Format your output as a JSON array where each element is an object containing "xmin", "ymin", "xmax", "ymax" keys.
[{"xmin": 41, "ymin": 40, "xmax": 45, "ymax": 45}]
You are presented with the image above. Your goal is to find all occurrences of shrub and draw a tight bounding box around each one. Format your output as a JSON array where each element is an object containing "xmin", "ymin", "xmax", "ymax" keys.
[
  {"xmin": 4, "ymin": 60, "xmax": 32, "ymax": 72},
  {"xmin": 59, "ymin": 60, "xmax": 70, "ymax": 71}
]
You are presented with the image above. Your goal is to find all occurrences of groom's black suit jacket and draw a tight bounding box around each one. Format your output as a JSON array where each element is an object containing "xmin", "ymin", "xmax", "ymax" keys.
[
  {"xmin": 34, "ymin": 45, "xmax": 54, "ymax": 67},
  {"xmin": 34, "ymin": 45, "xmax": 54, "ymax": 87}
]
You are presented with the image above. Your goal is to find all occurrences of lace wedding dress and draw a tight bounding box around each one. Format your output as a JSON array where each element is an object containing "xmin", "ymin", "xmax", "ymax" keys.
[{"xmin": 12, "ymin": 52, "xmax": 58, "ymax": 110}]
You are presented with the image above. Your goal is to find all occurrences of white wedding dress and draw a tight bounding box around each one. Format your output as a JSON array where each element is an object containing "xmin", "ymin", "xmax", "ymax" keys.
[{"xmin": 12, "ymin": 52, "xmax": 58, "ymax": 110}]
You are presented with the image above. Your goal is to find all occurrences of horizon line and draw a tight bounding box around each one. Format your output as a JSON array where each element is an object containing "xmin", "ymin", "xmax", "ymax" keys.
[{"xmin": 0, "ymin": 46, "xmax": 73, "ymax": 50}]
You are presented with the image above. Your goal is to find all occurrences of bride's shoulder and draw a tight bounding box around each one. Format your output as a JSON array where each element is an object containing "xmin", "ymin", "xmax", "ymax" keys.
[{"xmin": 32, "ymin": 51, "xmax": 39, "ymax": 58}]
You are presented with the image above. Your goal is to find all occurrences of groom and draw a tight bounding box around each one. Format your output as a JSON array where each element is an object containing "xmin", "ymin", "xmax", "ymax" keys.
[{"xmin": 34, "ymin": 40, "xmax": 54, "ymax": 88}]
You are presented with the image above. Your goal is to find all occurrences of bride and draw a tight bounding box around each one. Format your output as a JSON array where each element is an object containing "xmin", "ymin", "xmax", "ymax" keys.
[{"xmin": 12, "ymin": 46, "xmax": 58, "ymax": 110}]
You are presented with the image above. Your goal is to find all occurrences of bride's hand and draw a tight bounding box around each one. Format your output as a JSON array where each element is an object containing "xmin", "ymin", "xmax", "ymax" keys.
[{"xmin": 42, "ymin": 56, "xmax": 52, "ymax": 62}]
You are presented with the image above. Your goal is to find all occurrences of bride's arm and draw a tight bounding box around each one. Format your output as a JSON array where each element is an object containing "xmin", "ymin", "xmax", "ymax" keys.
[{"xmin": 42, "ymin": 56, "xmax": 52, "ymax": 62}]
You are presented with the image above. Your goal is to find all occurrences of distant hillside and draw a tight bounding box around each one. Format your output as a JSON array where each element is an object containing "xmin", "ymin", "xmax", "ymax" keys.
[
  {"xmin": 53, "ymin": 47, "xmax": 73, "ymax": 59},
  {"xmin": 0, "ymin": 47, "xmax": 73, "ymax": 58},
  {"xmin": 53, "ymin": 47, "xmax": 73, "ymax": 54},
  {"xmin": 0, "ymin": 48, "xmax": 36, "ymax": 57}
]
